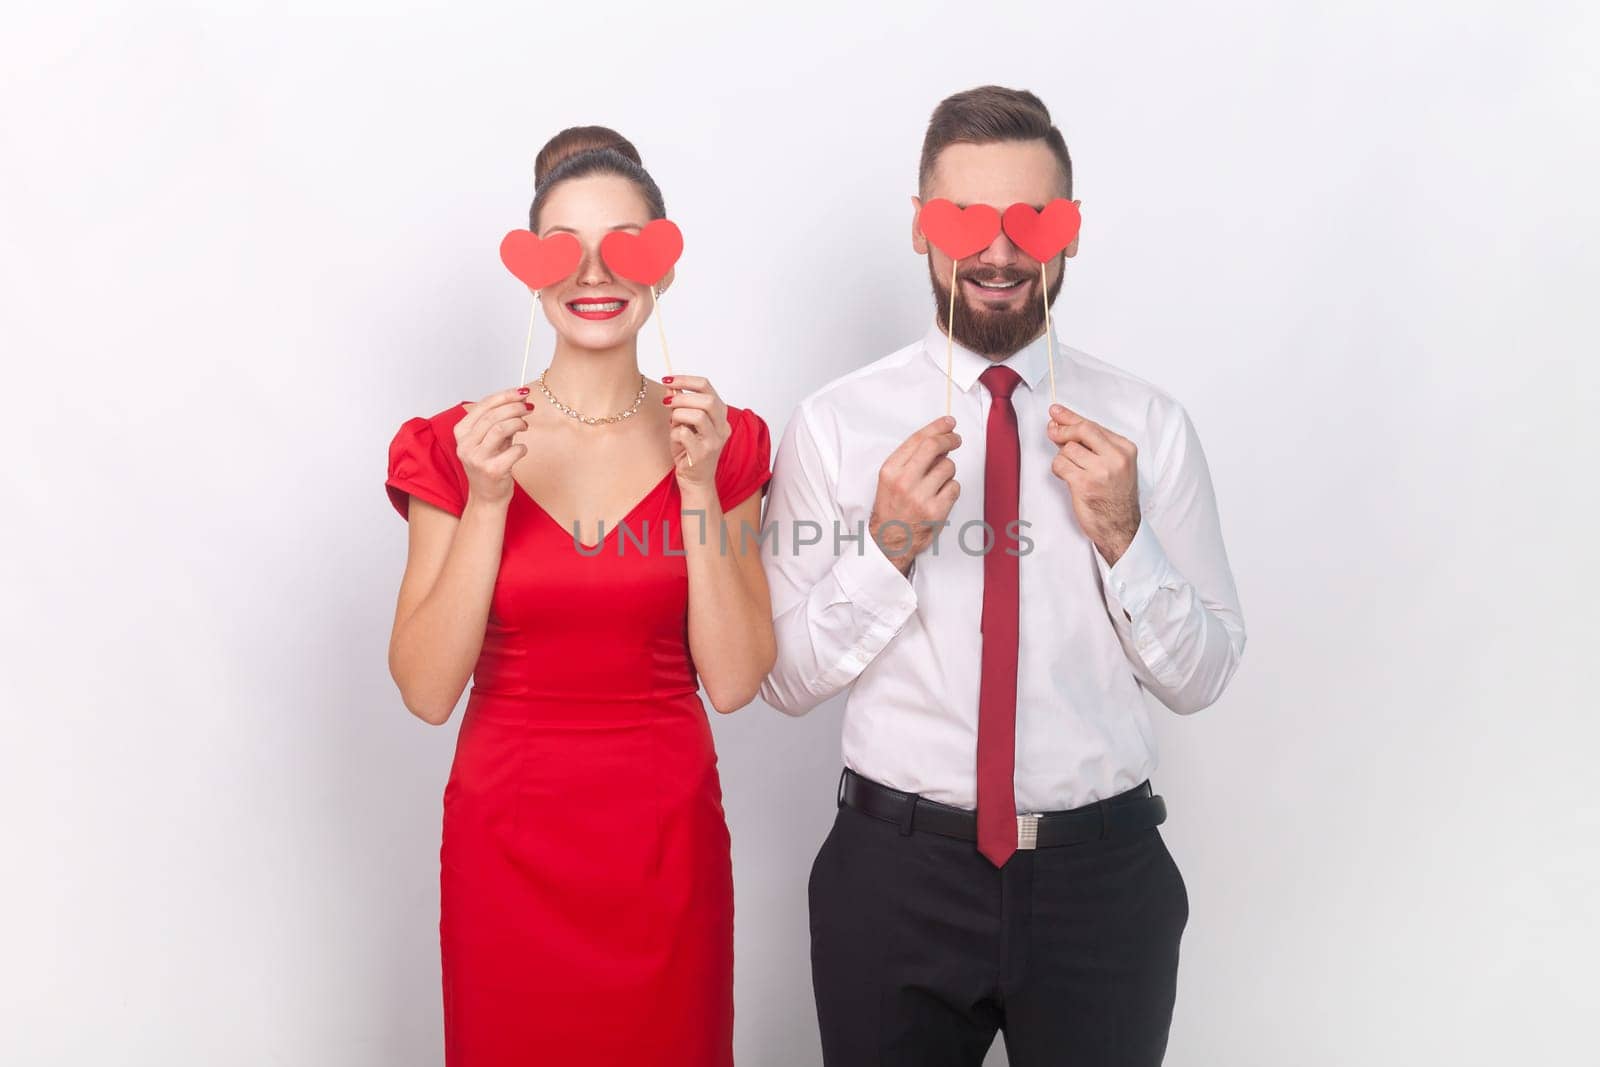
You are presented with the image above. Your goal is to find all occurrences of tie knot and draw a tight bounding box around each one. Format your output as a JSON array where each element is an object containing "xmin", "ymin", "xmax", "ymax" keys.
[{"xmin": 980, "ymin": 364, "xmax": 1023, "ymax": 400}]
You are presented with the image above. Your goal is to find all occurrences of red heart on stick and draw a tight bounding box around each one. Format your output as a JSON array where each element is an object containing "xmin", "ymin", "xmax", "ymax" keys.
[
  {"xmin": 499, "ymin": 229, "xmax": 582, "ymax": 290},
  {"xmin": 1001, "ymin": 200, "xmax": 1082, "ymax": 263},
  {"xmin": 919, "ymin": 198, "xmax": 1002, "ymax": 260},
  {"xmin": 599, "ymin": 219, "xmax": 684, "ymax": 287}
]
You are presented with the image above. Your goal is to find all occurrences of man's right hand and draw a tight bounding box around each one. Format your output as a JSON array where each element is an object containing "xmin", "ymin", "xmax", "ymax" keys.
[{"xmin": 869, "ymin": 415, "xmax": 963, "ymax": 574}]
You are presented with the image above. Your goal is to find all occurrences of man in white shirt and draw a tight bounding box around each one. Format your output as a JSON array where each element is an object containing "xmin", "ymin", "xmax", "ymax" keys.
[{"xmin": 759, "ymin": 86, "xmax": 1247, "ymax": 1065}]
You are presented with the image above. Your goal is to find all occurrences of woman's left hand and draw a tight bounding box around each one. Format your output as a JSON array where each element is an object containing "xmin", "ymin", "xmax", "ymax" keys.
[{"xmin": 663, "ymin": 374, "xmax": 730, "ymax": 492}]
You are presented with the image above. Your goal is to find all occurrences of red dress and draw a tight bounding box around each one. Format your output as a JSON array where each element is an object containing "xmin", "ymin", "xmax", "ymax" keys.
[{"xmin": 385, "ymin": 400, "xmax": 772, "ymax": 1067}]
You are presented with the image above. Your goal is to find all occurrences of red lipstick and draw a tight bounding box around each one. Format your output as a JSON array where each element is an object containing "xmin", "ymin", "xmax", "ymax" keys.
[{"xmin": 566, "ymin": 297, "xmax": 630, "ymax": 321}]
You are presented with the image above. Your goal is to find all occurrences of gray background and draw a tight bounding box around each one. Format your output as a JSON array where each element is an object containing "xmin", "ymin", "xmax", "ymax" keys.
[{"xmin": 3, "ymin": 1, "xmax": 1595, "ymax": 1063}]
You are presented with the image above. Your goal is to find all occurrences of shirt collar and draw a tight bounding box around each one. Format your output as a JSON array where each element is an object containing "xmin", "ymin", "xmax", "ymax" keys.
[{"xmin": 919, "ymin": 316, "xmax": 1062, "ymax": 396}]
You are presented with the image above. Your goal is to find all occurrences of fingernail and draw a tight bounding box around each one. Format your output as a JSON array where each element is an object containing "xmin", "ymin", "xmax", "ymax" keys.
[
  {"xmin": 663, "ymin": 376, "xmax": 673, "ymax": 383},
  {"xmin": 524, "ymin": 401, "xmax": 534, "ymax": 410},
  {"xmin": 662, "ymin": 396, "xmax": 672, "ymax": 404},
  {"xmin": 517, "ymin": 387, "xmax": 530, "ymax": 395}
]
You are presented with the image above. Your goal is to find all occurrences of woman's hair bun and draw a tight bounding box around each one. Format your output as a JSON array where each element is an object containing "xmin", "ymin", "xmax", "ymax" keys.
[
  {"xmin": 526, "ymin": 125, "xmax": 665, "ymax": 229},
  {"xmin": 534, "ymin": 126, "xmax": 643, "ymax": 188}
]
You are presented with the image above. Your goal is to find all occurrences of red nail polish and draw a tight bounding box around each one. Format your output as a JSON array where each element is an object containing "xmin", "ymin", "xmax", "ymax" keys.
[
  {"xmin": 662, "ymin": 396, "xmax": 672, "ymax": 404},
  {"xmin": 525, "ymin": 401, "xmax": 534, "ymax": 410},
  {"xmin": 516, "ymin": 387, "xmax": 530, "ymax": 395},
  {"xmin": 662, "ymin": 376, "xmax": 673, "ymax": 383}
]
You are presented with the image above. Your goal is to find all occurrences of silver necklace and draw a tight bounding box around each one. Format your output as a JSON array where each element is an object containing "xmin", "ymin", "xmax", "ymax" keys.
[{"xmin": 536, "ymin": 369, "xmax": 648, "ymax": 425}]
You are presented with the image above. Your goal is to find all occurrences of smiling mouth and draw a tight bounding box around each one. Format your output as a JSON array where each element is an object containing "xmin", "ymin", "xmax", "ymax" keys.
[
  {"xmin": 963, "ymin": 275, "xmax": 1029, "ymax": 301},
  {"xmin": 566, "ymin": 298, "xmax": 629, "ymax": 321}
]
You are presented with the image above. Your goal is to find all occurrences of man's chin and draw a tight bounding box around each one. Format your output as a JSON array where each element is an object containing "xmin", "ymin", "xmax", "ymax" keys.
[{"xmin": 950, "ymin": 308, "xmax": 1041, "ymax": 357}]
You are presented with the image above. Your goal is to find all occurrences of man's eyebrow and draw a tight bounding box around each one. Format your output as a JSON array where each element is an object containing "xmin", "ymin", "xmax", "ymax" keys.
[
  {"xmin": 541, "ymin": 223, "xmax": 644, "ymax": 235},
  {"xmin": 947, "ymin": 201, "xmax": 1046, "ymax": 210}
]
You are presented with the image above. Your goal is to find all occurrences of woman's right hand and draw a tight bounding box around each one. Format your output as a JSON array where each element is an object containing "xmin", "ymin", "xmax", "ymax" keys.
[{"xmin": 455, "ymin": 387, "xmax": 535, "ymax": 505}]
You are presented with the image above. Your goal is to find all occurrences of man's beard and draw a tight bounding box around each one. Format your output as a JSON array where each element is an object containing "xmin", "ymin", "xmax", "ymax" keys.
[{"xmin": 929, "ymin": 259, "xmax": 1065, "ymax": 358}]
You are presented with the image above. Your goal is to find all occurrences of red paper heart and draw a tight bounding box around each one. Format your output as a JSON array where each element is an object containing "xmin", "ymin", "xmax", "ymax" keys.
[
  {"xmin": 499, "ymin": 229, "xmax": 582, "ymax": 290},
  {"xmin": 1001, "ymin": 200, "xmax": 1082, "ymax": 262},
  {"xmin": 919, "ymin": 198, "xmax": 1002, "ymax": 260},
  {"xmin": 599, "ymin": 219, "xmax": 684, "ymax": 287}
]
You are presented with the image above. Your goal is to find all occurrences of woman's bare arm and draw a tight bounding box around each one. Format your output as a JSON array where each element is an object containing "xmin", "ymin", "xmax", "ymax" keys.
[
  {"xmin": 387, "ymin": 496, "xmax": 512, "ymax": 724},
  {"xmin": 663, "ymin": 373, "xmax": 776, "ymax": 713},
  {"xmin": 387, "ymin": 388, "xmax": 533, "ymax": 724},
  {"xmin": 681, "ymin": 487, "xmax": 776, "ymax": 713}
]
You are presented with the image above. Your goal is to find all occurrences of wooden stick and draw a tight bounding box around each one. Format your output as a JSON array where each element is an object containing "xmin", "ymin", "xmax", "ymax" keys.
[
  {"xmin": 945, "ymin": 257, "xmax": 959, "ymax": 417},
  {"xmin": 1042, "ymin": 261, "xmax": 1056, "ymax": 406},
  {"xmin": 653, "ymin": 284, "xmax": 691, "ymax": 466},
  {"xmin": 519, "ymin": 290, "xmax": 538, "ymax": 388},
  {"xmin": 651, "ymin": 284, "xmax": 675, "ymax": 377}
]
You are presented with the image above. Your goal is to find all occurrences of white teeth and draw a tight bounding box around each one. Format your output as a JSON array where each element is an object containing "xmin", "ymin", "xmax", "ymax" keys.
[
  {"xmin": 571, "ymin": 301, "xmax": 624, "ymax": 312},
  {"xmin": 973, "ymin": 279, "xmax": 1022, "ymax": 289}
]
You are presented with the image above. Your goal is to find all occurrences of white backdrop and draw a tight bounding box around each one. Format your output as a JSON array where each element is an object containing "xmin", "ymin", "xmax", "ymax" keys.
[{"xmin": 3, "ymin": 2, "xmax": 1596, "ymax": 1064}]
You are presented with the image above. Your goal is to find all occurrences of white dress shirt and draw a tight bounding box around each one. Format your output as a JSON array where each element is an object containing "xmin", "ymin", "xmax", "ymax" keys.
[{"xmin": 759, "ymin": 320, "xmax": 1247, "ymax": 811}]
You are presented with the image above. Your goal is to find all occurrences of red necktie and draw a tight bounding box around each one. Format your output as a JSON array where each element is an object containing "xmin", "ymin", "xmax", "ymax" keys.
[{"xmin": 977, "ymin": 364, "xmax": 1023, "ymax": 868}]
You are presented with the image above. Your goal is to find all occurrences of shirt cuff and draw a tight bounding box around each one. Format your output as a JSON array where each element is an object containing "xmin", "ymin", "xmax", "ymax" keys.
[
  {"xmin": 833, "ymin": 535, "xmax": 919, "ymax": 629},
  {"xmin": 1100, "ymin": 517, "xmax": 1178, "ymax": 618}
]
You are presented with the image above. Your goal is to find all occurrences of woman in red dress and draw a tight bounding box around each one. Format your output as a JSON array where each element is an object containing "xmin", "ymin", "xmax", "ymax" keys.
[{"xmin": 384, "ymin": 127, "xmax": 774, "ymax": 1066}]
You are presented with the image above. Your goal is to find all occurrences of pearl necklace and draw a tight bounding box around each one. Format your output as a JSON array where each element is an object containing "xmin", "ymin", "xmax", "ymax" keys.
[{"xmin": 535, "ymin": 369, "xmax": 648, "ymax": 425}]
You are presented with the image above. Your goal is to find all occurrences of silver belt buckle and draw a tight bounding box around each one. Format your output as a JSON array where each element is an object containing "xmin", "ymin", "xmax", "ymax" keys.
[{"xmin": 1016, "ymin": 813, "xmax": 1041, "ymax": 850}]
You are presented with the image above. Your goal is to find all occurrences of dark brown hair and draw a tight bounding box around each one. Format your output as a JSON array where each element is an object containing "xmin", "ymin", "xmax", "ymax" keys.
[
  {"xmin": 918, "ymin": 86, "xmax": 1073, "ymax": 198},
  {"xmin": 527, "ymin": 125, "xmax": 666, "ymax": 230}
]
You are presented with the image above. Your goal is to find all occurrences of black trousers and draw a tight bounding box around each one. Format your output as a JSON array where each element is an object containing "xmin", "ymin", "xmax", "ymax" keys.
[{"xmin": 808, "ymin": 776, "xmax": 1189, "ymax": 1066}]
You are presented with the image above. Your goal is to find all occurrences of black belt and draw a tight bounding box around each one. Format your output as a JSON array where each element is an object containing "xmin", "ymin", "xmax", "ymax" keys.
[{"xmin": 837, "ymin": 767, "xmax": 1167, "ymax": 848}]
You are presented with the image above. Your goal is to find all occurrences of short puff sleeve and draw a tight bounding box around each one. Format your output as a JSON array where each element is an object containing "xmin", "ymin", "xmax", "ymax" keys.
[
  {"xmin": 385, "ymin": 414, "xmax": 468, "ymax": 519},
  {"xmin": 714, "ymin": 405, "xmax": 774, "ymax": 512}
]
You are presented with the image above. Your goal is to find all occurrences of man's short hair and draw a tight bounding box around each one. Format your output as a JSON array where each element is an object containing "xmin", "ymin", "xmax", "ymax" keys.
[{"xmin": 918, "ymin": 85, "xmax": 1074, "ymax": 199}]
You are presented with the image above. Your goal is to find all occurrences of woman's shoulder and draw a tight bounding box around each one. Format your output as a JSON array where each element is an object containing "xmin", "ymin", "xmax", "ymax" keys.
[
  {"xmin": 391, "ymin": 398, "xmax": 468, "ymax": 432},
  {"xmin": 721, "ymin": 400, "xmax": 769, "ymax": 433},
  {"xmin": 719, "ymin": 401, "xmax": 772, "ymax": 453},
  {"xmin": 418, "ymin": 399, "xmax": 472, "ymax": 434},
  {"xmin": 385, "ymin": 400, "xmax": 472, "ymax": 519},
  {"xmin": 389, "ymin": 400, "xmax": 473, "ymax": 456},
  {"xmin": 713, "ymin": 400, "xmax": 774, "ymax": 508}
]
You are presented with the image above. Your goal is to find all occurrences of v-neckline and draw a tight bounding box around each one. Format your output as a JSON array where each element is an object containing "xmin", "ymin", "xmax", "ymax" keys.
[{"xmin": 513, "ymin": 467, "xmax": 678, "ymax": 551}]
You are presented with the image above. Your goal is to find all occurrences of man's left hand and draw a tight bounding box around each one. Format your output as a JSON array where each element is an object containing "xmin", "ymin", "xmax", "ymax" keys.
[{"xmin": 1045, "ymin": 404, "xmax": 1141, "ymax": 566}]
